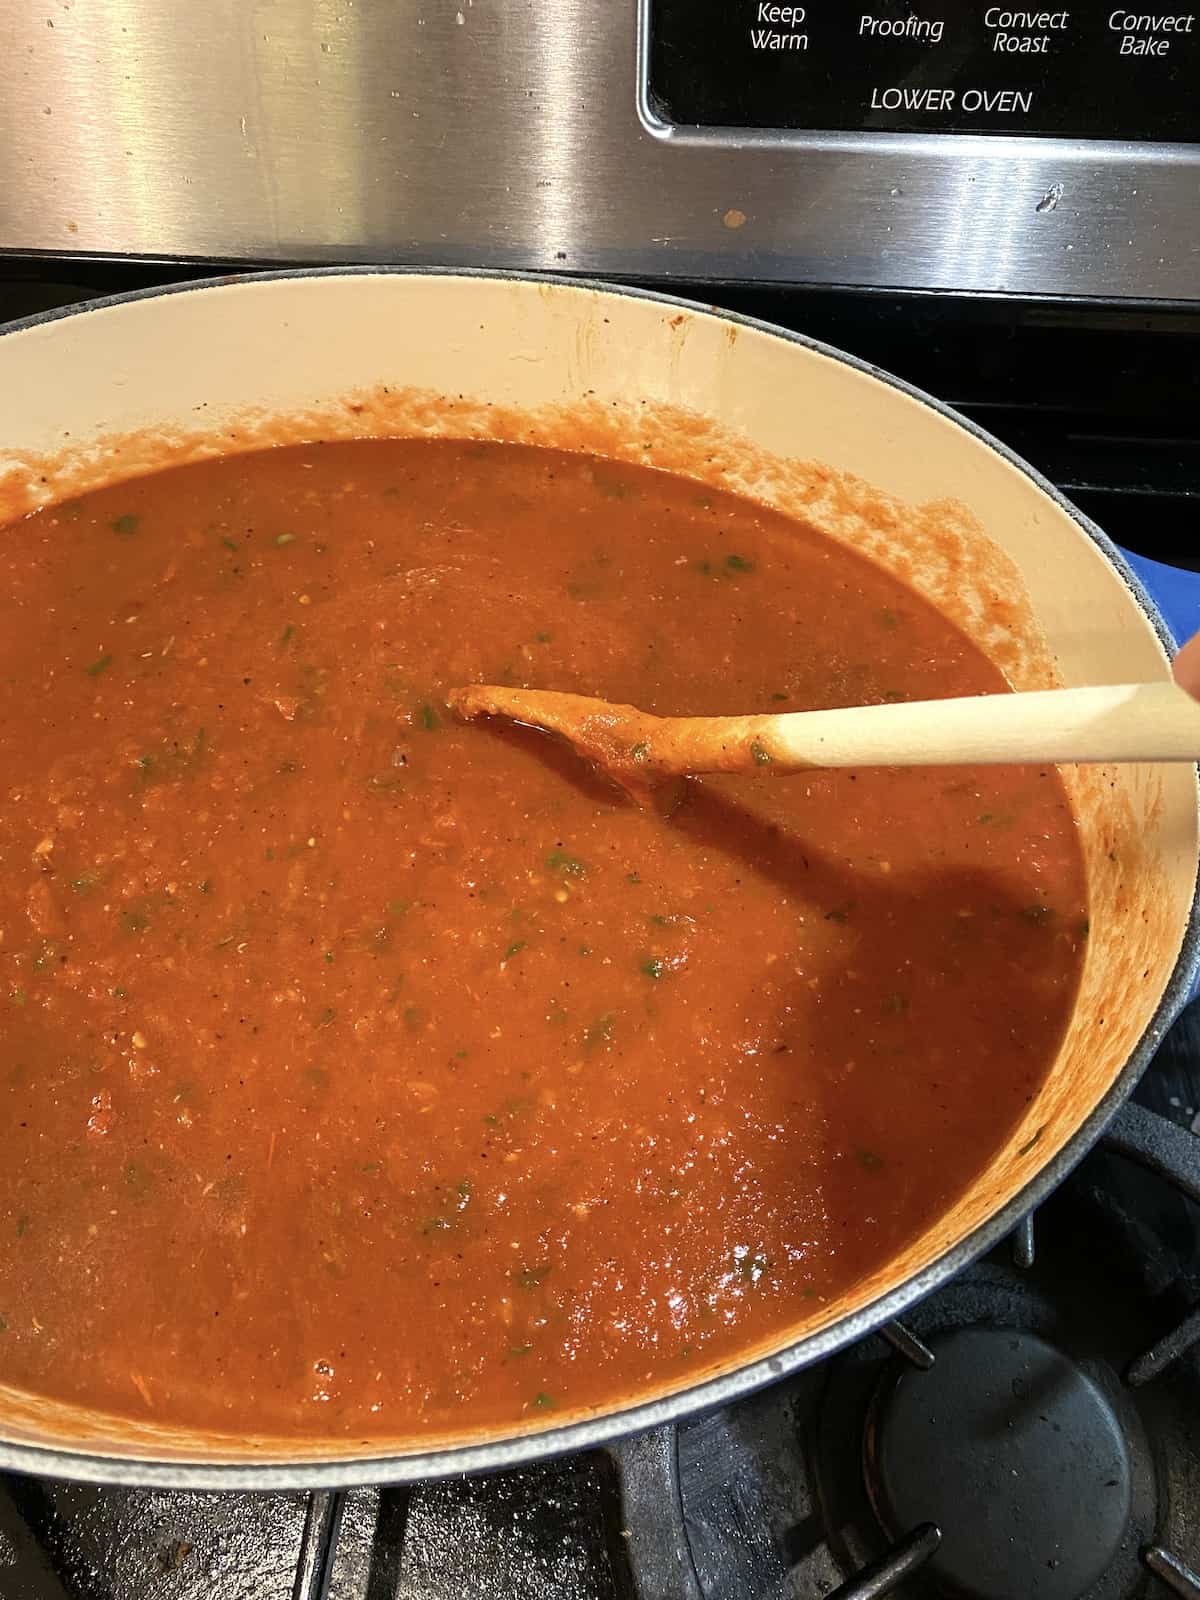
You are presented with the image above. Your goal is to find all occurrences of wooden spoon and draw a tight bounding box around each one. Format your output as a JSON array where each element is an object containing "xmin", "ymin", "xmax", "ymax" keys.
[{"xmin": 447, "ymin": 681, "xmax": 1200, "ymax": 806}]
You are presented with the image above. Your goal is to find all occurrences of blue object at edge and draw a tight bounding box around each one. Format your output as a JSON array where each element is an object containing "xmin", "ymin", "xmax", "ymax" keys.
[{"xmin": 1118, "ymin": 547, "xmax": 1200, "ymax": 650}]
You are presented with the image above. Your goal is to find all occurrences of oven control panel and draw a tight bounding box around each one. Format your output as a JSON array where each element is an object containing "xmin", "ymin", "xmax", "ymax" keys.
[{"xmin": 647, "ymin": 3, "xmax": 1198, "ymax": 139}]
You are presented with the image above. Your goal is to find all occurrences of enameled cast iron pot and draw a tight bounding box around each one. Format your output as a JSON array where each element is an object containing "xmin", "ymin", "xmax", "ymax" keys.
[{"xmin": 0, "ymin": 270, "xmax": 1196, "ymax": 1506}]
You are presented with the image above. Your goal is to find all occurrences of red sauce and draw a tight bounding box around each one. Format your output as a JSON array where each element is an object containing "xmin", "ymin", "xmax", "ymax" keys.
[{"xmin": 0, "ymin": 439, "xmax": 1086, "ymax": 1439}]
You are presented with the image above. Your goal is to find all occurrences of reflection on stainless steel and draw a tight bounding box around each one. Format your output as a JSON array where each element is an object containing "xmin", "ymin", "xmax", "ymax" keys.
[{"xmin": 0, "ymin": 0, "xmax": 1196, "ymax": 297}]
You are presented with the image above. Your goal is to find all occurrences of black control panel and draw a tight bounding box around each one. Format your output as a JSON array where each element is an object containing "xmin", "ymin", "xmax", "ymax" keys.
[{"xmin": 647, "ymin": 3, "xmax": 1198, "ymax": 139}]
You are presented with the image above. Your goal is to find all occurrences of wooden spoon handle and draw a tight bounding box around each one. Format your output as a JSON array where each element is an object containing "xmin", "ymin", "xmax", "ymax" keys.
[{"xmin": 749, "ymin": 682, "xmax": 1200, "ymax": 771}]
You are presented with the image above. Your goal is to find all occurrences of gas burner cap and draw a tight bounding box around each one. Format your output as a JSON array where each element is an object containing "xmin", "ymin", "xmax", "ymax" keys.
[{"xmin": 864, "ymin": 1327, "xmax": 1138, "ymax": 1600}]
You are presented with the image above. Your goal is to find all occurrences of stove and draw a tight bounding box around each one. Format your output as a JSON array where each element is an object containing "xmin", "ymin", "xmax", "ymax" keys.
[{"xmin": 2, "ymin": 0, "xmax": 1200, "ymax": 1577}]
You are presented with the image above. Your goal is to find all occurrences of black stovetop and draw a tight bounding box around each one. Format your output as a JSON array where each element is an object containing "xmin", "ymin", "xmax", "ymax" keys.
[{"xmin": 0, "ymin": 265, "xmax": 1196, "ymax": 1600}]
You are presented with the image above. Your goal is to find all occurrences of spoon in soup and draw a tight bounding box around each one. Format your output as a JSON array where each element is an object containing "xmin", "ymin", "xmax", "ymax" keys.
[{"xmin": 447, "ymin": 679, "xmax": 1200, "ymax": 808}]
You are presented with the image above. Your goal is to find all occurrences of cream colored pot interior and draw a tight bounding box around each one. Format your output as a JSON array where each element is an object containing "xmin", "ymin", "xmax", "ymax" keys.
[{"xmin": 0, "ymin": 273, "xmax": 1195, "ymax": 1466}]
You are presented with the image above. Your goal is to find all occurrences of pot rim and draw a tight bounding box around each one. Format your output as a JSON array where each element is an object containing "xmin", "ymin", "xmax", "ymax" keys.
[{"xmin": 0, "ymin": 264, "xmax": 1196, "ymax": 1489}]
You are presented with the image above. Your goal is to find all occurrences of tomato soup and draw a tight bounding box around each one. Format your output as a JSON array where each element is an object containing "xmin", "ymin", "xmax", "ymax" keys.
[{"xmin": 0, "ymin": 439, "xmax": 1087, "ymax": 1439}]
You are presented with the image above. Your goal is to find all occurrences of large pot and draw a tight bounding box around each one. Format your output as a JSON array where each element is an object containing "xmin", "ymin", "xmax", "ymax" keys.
[{"xmin": 0, "ymin": 269, "xmax": 1196, "ymax": 1499}]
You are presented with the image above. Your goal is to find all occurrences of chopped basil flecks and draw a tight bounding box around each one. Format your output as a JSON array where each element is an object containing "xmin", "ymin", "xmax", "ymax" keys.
[
  {"xmin": 584, "ymin": 1013, "xmax": 615, "ymax": 1050},
  {"xmin": 694, "ymin": 553, "xmax": 756, "ymax": 579},
  {"xmin": 734, "ymin": 1251, "xmax": 769, "ymax": 1285},
  {"xmin": 546, "ymin": 849, "xmax": 586, "ymax": 878}
]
